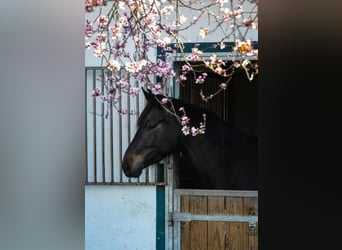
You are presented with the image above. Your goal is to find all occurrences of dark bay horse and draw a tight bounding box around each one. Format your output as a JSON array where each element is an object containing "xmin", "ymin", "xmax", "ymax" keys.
[{"xmin": 122, "ymin": 88, "xmax": 257, "ymax": 190}]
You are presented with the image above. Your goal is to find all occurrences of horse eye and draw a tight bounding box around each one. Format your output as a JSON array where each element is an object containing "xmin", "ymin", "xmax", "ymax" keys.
[
  {"xmin": 146, "ymin": 119, "xmax": 164, "ymax": 129},
  {"xmin": 147, "ymin": 123, "xmax": 156, "ymax": 129}
]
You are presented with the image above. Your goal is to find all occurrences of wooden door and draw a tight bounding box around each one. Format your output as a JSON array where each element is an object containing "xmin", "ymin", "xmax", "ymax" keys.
[{"xmin": 173, "ymin": 189, "xmax": 258, "ymax": 250}]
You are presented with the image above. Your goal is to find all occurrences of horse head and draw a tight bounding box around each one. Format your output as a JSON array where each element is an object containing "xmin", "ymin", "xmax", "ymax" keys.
[{"xmin": 122, "ymin": 88, "xmax": 181, "ymax": 178}]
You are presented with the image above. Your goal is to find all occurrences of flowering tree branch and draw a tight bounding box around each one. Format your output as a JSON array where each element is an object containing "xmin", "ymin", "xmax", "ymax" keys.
[{"xmin": 85, "ymin": 0, "xmax": 258, "ymax": 132}]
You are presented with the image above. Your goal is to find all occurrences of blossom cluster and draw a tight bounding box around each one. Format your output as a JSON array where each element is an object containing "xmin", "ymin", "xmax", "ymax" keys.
[{"xmin": 179, "ymin": 107, "xmax": 206, "ymax": 136}]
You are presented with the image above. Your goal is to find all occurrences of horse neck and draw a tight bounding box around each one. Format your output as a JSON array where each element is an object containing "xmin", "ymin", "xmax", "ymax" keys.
[
  {"xmin": 175, "ymin": 131, "xmax": 233, "ymax": 189},
  {"xmin": 182, "ymin": 130, "xmax": 231, "ymax": 158},
  {"xmin": 180, "ymin": 122, "xmax": 233, "ymax": 166},
  {"xmin": 176, "ymin": 109, "xmax": 232, "ymax": 156}
]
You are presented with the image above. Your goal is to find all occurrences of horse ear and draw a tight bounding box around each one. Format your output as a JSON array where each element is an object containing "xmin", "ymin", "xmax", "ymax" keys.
[
  {"xmin": 141, "ymin": 87, "xmax": 158, "ymax": 105},
  {"xmin": 141, "ymin": 87, "xmax": 151, "ymax": 100}
]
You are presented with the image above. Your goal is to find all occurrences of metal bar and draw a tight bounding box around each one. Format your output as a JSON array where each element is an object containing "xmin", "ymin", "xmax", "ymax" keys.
[
  {"xmin": 92, "ymin": 69, "xmax": 97, "ymax": 183},
  {"xmin": 127, "ymin": 74, "xmax": 131, "ymax": 184},
  {"xmin": 163, "ymin": 158, "xmax": 168, "ymax": 185},
  {"xmin": 109, "ymin": 72, "xmax": 114, "ymax": 184},
  {"xmin": 172, "ymin": 213, "xmax": 258, "ymax": 223},
  {"xmin": 145, "ymin": 165, "xmax": 150, "ymax": 184},
  {"xmin": 144, "ymin": 96, "xmax": 149, "ymax": 184},
  {"xmin": 84, "ymin": 182, "xmax": 156, "ymax": 186},
  {"xmin": 118, "ymin": 72, "xmax": 123, "ymax": 182},
  {"xmin": 134, "ymin": 79, "xmax": 141, "ymax": 184},
  {"xmin": 174, "ymin": 189, "xmax": 258, "ymax": 197},
  {"xmin": 167, "ymin": 156, "xmax": 175, "ymax": 250},
  {"xmin": 85, "ymin": 68, "xmax": 89, "ymax": 184},
  {"xmin": 101, "ymin": 69, "xmax": 105, "ymax": 183},
  {"xmin": 154, "ymin": 164, "xmax": 157, "ymax": 185}
]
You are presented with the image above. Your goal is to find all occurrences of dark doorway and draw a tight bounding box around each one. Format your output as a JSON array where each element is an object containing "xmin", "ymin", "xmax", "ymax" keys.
[
  {"xmin": 176, "ymin": 62, "xmax": 257, "ymax": 137},
  {"xmin": 174, "ymin": 61, "xmax": 258, "ymax": 189}
]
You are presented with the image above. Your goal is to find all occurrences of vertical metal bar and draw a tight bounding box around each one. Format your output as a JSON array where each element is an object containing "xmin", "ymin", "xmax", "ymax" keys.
[
  {"xmin": 127, "ymin": 73, "xmax": 131, "ymax": 183},
  {"xmin": 92, "ymin": 69, "xmax": 97, "ymax": 183},
  {"xmin": 118, "ymin": 71, "xmax": 123, "ymax": 183},
  {"xmin": 154, "ymin": 164, "xmax": 158, "ymax": 185},
  {"xmin": 109, "ymin": 71, "xmax": 114, "ymax": 184},
  {"xmin": 164, "ymin": 158, "xmax": 168, "ymax": 186},
  {"xmin": 144, "ymin": 160, "xmax": 149, "ymax": 184},
  {"xmin": 135, "ymin": 83, "xmax": 141, "ymax": 184},
  {"xmin": 167, "ymin": 157, "xmax": 174, "ymax": 250},
  {"xmin": 101, "ymin": 69, "xmax": 106, "ymax": 183},
  {"xmin": 85, "ymin": 68, "xmax": 89, "ymax": 184},
  {"xmin": 144, "ymin": 94, "xmax": 150, "ymax": 184}
]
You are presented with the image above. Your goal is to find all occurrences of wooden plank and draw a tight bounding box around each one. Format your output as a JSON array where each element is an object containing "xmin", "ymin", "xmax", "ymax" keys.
[
  {"xmin": 243, "ymin": 197, "xmax": 258, "ymax": 250},
  {"xmin": 190, "ymin": 195, "xmax": 208, "ymax": 250},
  {"xmin": 175, "ymin": 189, "xmax": 258, "ymax": 197},
  {"xmin": 173, "ymin": 213, "xmax": 257, "ymax": 223},
  {"xmin": 207, "ymin": 196, "xmax": 227, "ymax": 250},
  {"xmin": 226, "ymin": 196, "xmax": 244, "ymax": 250},
  {"xmin": 181, "ymin": 195, "xmax": 190, "ymax": 250}
]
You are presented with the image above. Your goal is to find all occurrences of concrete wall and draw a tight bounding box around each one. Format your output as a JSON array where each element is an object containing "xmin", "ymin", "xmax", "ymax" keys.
[{"xmin": 85, "ymin": 185, "xmax": 156, "ymax": 250}]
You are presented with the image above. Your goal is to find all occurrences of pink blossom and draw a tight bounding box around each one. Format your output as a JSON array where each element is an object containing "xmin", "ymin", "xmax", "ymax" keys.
[
  {"xmin": 195, "ymin": 73, "xmax": 207, "ymax": 84},
  {"xmin": 188, "ymin": 48, "xmax": 203, "ymax": 61},
  {"xmin": 107, "ymin": 60, "xmax": 121, "ymax": 71},
  {"xmin": 125, "ymin": 60, "xmax": 147, "ymax": 73},
  {"xmin": 181, "ymin": 64, "xmax": 192, "ymax": 73},
  {"xmin": 152, "ymin": 83, "xmax": 163, "ymax": 95},
  {"xmin": 100, "ymin": 95, "xmax": 107, "ymax": 103},
  {"xmin": 85, "ymin": 21, "xmax": 93, "ymax": 39},
  {"xmin": 109, "ymin": 26, "xmax": 122, "ymax": 39},
  {"xmin": 91, "ymin": 87, "xmax": 101, "ymax": 97},
  {"xmin": 181, "ymin": 126, "xmax": 190, "ymax": 136},
  {"xmin": 199, "ymin": 28, "xmax": 209, "ymax": 38},
  {"xmin": 161, "ymin": 98, "xmax": 169, "ymax": 104},
  {"xmin": 129, "ymin": 87, "xmax": 139, "ymax": 97},
  {"xmin": 179, "ymin": 75, "xmax": 187, "ymax": 81},
  {"xmin": 173, "ymin": 15, "xmax": 187, "ymax": 27},
  {"xmin": 108, "ymin": 86, "xmax": 116, "ymax": 94},
  {"xmin": 97, "ymin": 15, "xmax": 108, "ymax": 29},
  {"xmin": 117, "ymin": 80, "xmax": 129, "ymax": 90},
  {"xmin": 160, "ymin": 5, "xmax": 174, "ymax": 15}
]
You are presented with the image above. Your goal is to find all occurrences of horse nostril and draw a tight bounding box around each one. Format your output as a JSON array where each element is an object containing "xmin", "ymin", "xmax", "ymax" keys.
[
  {"xmin": 124, "ymin": 155, "xmax": 136, "ymax": 167},
  {"xmin": 122, "ymin": 159, "xmax": 129, "ymax": 173}
]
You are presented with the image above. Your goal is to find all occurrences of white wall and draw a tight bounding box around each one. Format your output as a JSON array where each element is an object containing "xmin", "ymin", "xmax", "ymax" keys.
[{"xmin": 85, "ymin": 185, "xmax": 157, "ymax": 250}]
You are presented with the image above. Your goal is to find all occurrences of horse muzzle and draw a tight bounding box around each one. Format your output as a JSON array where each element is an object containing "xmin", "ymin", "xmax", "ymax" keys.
[{"xmin": 122, "ymin": 154, "xmax": 144, "ymax": 178}]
